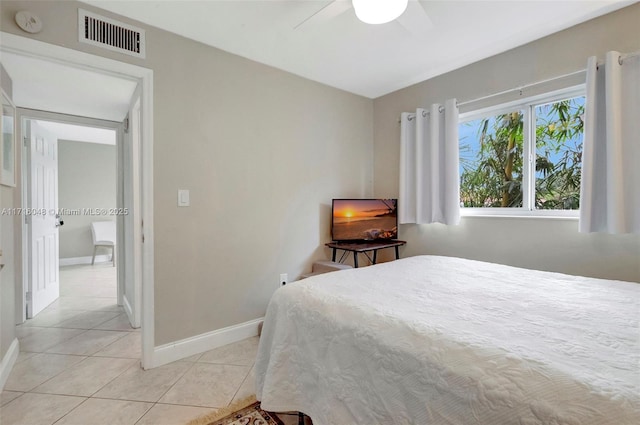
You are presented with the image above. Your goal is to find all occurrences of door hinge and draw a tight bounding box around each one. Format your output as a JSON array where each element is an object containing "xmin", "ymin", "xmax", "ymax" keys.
[
  {"xmin": 26, "ymin": 291, "xmax": 32, "ymax": 301},
  {"xmin": 123, "ymin": 117, "xmax": 130, "ymax": 134},
  {"xmin": 141, "ymin": 234, "xmax": 145, "ymax": 243}
]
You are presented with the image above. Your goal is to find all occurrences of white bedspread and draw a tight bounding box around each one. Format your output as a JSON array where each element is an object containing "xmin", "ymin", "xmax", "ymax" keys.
[{"xmin": 255, "ymin": 255, "xmax": 640, "ymax": 424}]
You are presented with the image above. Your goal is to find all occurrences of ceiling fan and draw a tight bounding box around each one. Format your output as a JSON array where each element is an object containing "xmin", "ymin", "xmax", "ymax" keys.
[{"xmin": 294, "ymin": 0, "xmax": 433, "ymax": 37}]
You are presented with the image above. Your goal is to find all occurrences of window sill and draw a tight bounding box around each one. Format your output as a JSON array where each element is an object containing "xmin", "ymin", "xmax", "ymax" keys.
[{"xmin": 460, "ymin": 209, "xmax": 579, "ymax": 220}]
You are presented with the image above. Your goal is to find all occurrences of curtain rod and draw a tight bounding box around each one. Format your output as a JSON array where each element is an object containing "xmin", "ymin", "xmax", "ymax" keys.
[
  {"xmin": 457, "ymin": 49, "xmax": 640, "ymax": 109},
  {"xmin": 402, "ymin": 68, "xmax": 585, "ymax": 122},
  {"xmin": 456, "ymin": 69, "xmax": 585, "ymax": 109},
  {"xmin": 401, "ymin": 49, "xmax": 640, "ymax": 123}
]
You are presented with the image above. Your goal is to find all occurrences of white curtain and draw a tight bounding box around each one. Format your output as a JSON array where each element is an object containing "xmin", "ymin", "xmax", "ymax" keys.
[
  {"xmin": 580, "ymin": 51, "xmax": 640, "ymax": 234},
  {"xmin": 399, "ymin": 99, "xmax": 460, "ymax": 225}
]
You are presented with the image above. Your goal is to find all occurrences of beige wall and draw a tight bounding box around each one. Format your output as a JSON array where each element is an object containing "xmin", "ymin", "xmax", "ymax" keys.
[
  {"xmin": 0, "ymin": 1, "xmax": 374, "ymax": 345},
  {"xmin": 0, "ymin": 62, "xmax": 16, "ymax": 364},
  {"xmin": 58, "ymin": 140, "xmax": 116, "ymax": 259},
  {"xmin": 373, "ymin": 3, "xmax": 640, "ymax": 282}
]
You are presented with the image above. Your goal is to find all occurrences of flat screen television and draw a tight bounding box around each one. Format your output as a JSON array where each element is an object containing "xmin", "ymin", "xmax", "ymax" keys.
[{"xmin": 331, "ymin": 199, "xmax": 398, "ymax": 242}]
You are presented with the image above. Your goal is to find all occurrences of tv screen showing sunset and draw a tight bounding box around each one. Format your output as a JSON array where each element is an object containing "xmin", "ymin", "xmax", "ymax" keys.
[{"xmin": 332, "ymin": 199, "xmax": 398, "ymax": 241}]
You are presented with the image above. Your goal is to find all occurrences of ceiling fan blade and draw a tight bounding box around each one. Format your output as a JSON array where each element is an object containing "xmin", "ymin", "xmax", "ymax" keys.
[
  {"xmin": 294, "ymin": 0, "xmax": 353, "ymax": 30},
  {"xmin": 396, "ymin": 0, "xmax": 434, "ymax": 38}
]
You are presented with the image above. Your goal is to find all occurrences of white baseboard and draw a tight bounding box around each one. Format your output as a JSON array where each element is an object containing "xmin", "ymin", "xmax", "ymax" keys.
[
  {"xmin": 150, "ymin": 318, "xmax": 264, "ymax": 369},
  {"xmin": 59, "ymin": 255, "xmax": 113, "ymax": 266},
  {"xmin": 0, "ymin": 338, "xmax": 19, "ymax": 391}
]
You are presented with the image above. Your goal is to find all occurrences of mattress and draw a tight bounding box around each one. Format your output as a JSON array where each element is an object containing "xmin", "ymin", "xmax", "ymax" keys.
[{"xmin": 255, "ymin": 255, "xmax": 640, "ymax": 424}]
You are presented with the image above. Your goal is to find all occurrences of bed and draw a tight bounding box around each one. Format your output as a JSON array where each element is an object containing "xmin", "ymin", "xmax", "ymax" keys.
[{"xmin": 255, "ymin": 255, "xmax": 640, "ymax": 424}]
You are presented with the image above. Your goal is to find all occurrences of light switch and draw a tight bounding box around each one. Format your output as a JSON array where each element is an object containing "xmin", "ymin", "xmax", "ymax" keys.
[{"xmin": 178, "ymin": 189, "xmax": 190, "ymax": 207}]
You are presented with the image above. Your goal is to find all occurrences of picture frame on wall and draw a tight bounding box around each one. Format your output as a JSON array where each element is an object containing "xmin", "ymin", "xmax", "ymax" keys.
[{"xmin": 1, "ymin": 89, "xmax": 16, "ymax": 187}]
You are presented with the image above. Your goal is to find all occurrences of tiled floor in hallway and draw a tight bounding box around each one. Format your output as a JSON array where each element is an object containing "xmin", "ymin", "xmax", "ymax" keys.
[{"xmin": 0, "ymin": 264, "xmax": 303, "ymax": 425}]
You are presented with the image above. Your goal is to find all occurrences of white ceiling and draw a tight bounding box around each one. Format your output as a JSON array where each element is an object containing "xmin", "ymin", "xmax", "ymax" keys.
[
  {"xmin": 0, "ymin": 50, "xmax": 136, "ymax": 122},
  {"xmin": 37, "ymin": 121, "xmax": 117, "ymax": 145},
  {"xmin": 81, "ymin": 0, "xmax": 636, "ymax": 98}
]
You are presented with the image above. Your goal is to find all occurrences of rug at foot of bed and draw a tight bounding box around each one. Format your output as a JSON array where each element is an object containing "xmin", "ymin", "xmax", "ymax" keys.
[{"xmin": 186, "ymin": 396, "xmax": 284, "ymax": 425}]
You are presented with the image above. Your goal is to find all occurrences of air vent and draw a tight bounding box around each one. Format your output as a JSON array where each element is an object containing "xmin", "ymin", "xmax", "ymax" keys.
[{"xmin": 78, "ymin": 9, "xmax": 145, "ymax": 58}]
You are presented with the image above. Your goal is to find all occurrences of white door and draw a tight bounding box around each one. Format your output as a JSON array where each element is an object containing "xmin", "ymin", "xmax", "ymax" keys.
[
  {"xmin": 27, "ymin": 120, "xmax": 60, "ymax": 318},
  {"xmin": 120, "ymin": 91, "xmax": 142, "ymax": 328}
]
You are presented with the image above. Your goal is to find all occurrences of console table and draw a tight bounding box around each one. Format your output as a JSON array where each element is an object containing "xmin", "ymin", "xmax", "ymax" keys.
[{"xmin": 325, "ymin": 240, "xmax": 406, "ymax": 268}]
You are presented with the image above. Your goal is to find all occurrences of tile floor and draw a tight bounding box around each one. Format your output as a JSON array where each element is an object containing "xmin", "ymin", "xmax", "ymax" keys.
[{"xmin": 0, "ymin": 264, "xmax": 308, "ymax": 425}]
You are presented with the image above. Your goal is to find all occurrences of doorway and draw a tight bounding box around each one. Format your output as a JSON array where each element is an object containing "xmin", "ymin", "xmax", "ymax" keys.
[
  {"xmin": 23, "ymin": 118, "xmax": 119, "ymax": 319},
  {"xmin": 1, "ymin": 32, "xmax": 155, "ymax": 368},
  {"xmin": 18, "ymin": 114, "xmax": 121, "ymax": 316}
]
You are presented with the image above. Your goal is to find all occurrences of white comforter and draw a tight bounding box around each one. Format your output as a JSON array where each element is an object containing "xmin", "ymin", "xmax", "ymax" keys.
[{"xmin": 255, "ymin": 255, "xmax": 640, "ymax": 424}]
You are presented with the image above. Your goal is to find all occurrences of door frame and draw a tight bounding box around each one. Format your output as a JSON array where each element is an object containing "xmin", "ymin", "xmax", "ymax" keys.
[
  {"xmin": 121, "ymin": 87, "xmax": 143, "ymax": 329},
  {"xmin": 1, "ymin": 32, "xmax": 156, "ymax": 369}
]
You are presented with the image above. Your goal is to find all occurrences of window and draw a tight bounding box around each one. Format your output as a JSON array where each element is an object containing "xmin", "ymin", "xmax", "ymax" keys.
[{"xmin": 459, "ymin": 88, "xmax": 585, "ymax": 216}]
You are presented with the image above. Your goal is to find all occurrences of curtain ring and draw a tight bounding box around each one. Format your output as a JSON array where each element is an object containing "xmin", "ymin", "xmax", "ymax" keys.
[{"xmin": 421, "ymin": 110, "xmax": 427, "ymax": 117}]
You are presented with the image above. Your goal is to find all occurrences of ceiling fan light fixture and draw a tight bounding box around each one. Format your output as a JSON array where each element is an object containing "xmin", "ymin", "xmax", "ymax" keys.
[{"xmin": 352, "ymin": 0, "xmax": 408, "ymax": 25}]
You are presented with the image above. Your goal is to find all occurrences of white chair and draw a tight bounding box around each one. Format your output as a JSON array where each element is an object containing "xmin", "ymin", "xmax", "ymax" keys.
[{"xmin": 91, "ymin": 221, "xmax": 116, "ymax": 267}]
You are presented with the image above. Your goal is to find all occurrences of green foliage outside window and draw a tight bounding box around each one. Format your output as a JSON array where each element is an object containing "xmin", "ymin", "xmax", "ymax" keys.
[
  {"xmin": 459, "ymin": 97, "xmax": 584, "ymax": 210},
  {"xmin": 534, "ymin": 99, "xmax": 584, "ymax": 209}
]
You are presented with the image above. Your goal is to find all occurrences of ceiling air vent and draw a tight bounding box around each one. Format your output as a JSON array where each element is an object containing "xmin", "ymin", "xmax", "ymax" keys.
[{"xmin": 78, "ymin": 9, "xmax": 146, "ymax": 59}]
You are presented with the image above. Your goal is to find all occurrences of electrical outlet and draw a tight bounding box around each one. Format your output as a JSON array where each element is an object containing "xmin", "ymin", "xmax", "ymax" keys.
[{"xmin": 279, "ymin": 273, "xmax": 288, "ymax": 287}]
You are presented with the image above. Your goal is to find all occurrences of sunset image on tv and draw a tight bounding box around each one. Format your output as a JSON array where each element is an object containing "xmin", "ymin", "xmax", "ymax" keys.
[{"xmin": 332, "ymin": 199, "xmax": 397, "ymax": 241}]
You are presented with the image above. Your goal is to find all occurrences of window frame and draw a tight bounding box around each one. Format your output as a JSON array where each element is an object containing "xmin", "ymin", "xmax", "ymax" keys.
[{"xmin": 458, "ymin": 85, "xmax": 585, "ymax": 218}]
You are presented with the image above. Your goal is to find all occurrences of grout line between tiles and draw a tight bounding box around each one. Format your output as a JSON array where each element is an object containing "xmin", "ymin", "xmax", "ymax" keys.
[
  {"xmin": 50, "ymin": 396, "xmax": 91, "ymax": 425},
  {"xmin": 43, "ymin": 329, "xmax": 130, "ymax": 357},
  {"xmin": 151, "ymin": 357, "xmax": 200, "ymax": 405},
  {"xmin": 86, "ymin": 329, "xmax": 135, "ymax": 356},
  {"xmin": 36, "ymin": 329, "xmax": 91, "ymax": 354},
  {"xmin": 133, "ymin": 400, "xmax": 156, "ymax": 425},
  {"xmin": 86, "ymin": 358, "xmax": 141, "ymax": 398},
  {"xmin": 228, "ymin": 364, "xmax": 254, "ymax": 406},
  {"xmin": 144, "ymin": 400, "xmax": 225, "ymax": 409},
  {"xmin": 15, "ymin": 353, "xmax": 88, "ymax": 393},
  {"xmin": 132, "ymin": 401, "xmax": 157, "ymax": 425},
  {"xmin": 0, "ymin": 391, "xmax": 25, "ymax": 408}
]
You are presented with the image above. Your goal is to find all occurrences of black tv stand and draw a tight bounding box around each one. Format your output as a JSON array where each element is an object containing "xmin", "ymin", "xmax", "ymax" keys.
[{"xmin": 325, "ymin": 240, "xmax": 406, "ymax": 268}]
